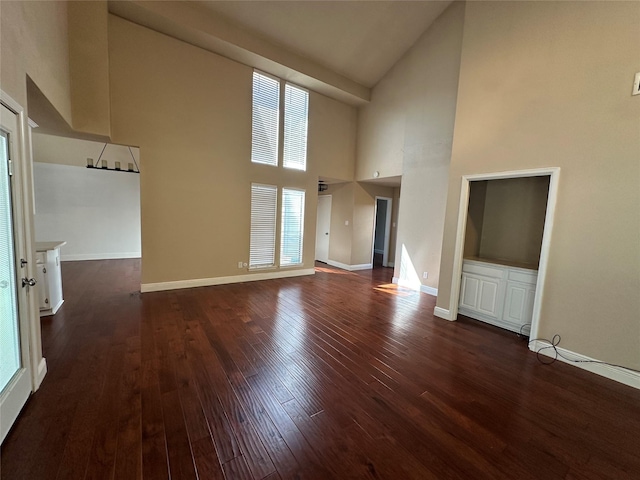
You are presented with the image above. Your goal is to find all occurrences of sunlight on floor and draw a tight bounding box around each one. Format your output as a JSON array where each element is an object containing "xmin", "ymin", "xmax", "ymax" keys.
[
  {"xmin": 314, "ymin": 266, "xmax": 355, "ymax": 275},
  {"xmin": 373, "ymin": 283, "xmax": 418, "ymax": 297}
]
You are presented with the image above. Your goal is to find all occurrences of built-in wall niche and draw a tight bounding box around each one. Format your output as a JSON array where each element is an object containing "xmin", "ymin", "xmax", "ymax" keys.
[
  {"xmin": 459, "ymin": 175, "xmax": 550, "ymax": 334},
  {"xmin": 464, "ymin": 176, "xmax": 550, "ymax": 268}
]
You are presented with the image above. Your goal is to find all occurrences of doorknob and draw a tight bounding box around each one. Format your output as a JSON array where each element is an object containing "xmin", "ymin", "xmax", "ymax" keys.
[
  {"xmin": 325, "ymin": 232, "xmax": 329, "ymax": 235},
  {"xmin": 0, "ymin": 280, "xmax": 8, "ymax": 288},
  {"xmin": 22, "ymin": 277, "xmax": 37, "ymax": 288}
]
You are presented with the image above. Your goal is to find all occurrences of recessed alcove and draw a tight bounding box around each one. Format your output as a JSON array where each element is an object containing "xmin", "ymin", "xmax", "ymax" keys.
[
  {"xmin": 459, "ymin": 175, "xmax": 551, "ymax": 334},
  {"xmin": 464, "ymin": 176, "xmax": 550, "ymax": 268}
]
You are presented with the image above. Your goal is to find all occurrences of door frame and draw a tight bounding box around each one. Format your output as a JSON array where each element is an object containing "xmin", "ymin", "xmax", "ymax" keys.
[
  {"xmin": 371, "ymin": 196, "xmax": 393, "ymax": 267},
  {"xmin": 1, "ymin": 90, "xmax": 46, "ymax": 443},
  {"xmin": 443, "ymin": 167, "xmax": 560, "ymax": 345},
  {"xmin": 315, "ymin": 194, "xmax": 331, "ymax": 263}
]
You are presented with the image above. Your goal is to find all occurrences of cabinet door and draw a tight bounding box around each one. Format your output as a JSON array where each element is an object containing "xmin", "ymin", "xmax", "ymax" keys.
[
  {"xmin": 36, "ymin": 263, "xmax": 49, "ymax": 310},
  {"xmin": 460, "ymin": 273, "xmax": 501, "ymax": 319},
  {"xmin": 460, "ymin": 273, "xmax": 481, "ymax": 310},
  {"xmin": 504, "ymin": 281, "xmax": 536, "ymax": 326},
  {"xmin": 476, "ymin": 277, "xmax": 501, "ymax": 318}
]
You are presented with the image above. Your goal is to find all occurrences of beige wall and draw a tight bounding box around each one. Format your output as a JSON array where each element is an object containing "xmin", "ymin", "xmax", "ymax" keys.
[
  {"xmin": 354, "ymin": 183, "xmax": 395, "ymax": 265},
  {"xmin": 321, "ymin": 183, "xmax": 353, "ymax": 265},
  {"xmin": 108, "ymin": 15, "xmax": 356, "ymax": 285},
  {"xmin": 357, "ymin": 2, "xmax": 465, "ymax": 290},
  {"xmin": 438, "ymin": 1, "xmax": 640, "ymax": 369},
  {"xmin": 320, "ymin": 181, "xmax": 395, "ymax": 267},
  {"xmin": 464, "ymin": 180, "xmax": 487, "ymax": 258},
  {"xmin": 479, "ymin": 177, "xmax": 549, "ymax": 266},
  {"xmin": 310, "ymin": 95, "xmax": 356, "ymax": 182},
  {"xmin": 0, "ymin": 1, "xmax": 72, "ymax": 123},
  {"xmin": 68, "ymin": 1, "xmax": 111, "ymax": 137}
]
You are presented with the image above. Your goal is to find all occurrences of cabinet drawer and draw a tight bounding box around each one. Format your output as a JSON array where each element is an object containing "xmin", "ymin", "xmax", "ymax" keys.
[
  {"xmin": 462, "ymin": 262, "xmax": 505, "ymax": 279},
  {"xmin": 507, "ymin": 269, "xmax": 537, "ymax": 285}
]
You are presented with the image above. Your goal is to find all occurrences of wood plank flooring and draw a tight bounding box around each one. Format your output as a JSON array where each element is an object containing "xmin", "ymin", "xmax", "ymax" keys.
[{"xmin": 1, "ymin": 259, "xmax": 639, "ymax": 479}]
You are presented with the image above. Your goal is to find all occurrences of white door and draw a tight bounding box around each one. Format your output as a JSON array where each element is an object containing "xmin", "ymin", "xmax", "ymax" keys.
[
  {"xmin": 0, "ymin": 104, "xmax": 33, "ymax": 444},
  {"xmin": 315, "ymin": 195, "xmax": 331, "ymax": 263}
]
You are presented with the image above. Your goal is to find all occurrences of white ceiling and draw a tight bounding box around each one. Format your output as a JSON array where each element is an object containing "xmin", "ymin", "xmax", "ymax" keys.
[{"xmin": 195, "ymin": 1, "xmax": 452, "ymax": 87}]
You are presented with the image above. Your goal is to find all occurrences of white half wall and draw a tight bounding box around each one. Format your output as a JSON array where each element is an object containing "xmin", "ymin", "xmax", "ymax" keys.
[{"xmin": 34, "ymin": 162, "xmax": 141, "ymax": 260}]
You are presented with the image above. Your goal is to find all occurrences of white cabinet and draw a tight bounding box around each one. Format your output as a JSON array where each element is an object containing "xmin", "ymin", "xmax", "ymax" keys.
[
  {"xmin": 35, "ymin": 242, "xmax": 66, "ymax": 317},
  {"xmin": 459, "ymin": 259, "xmax": 537, "ymax": 333}
]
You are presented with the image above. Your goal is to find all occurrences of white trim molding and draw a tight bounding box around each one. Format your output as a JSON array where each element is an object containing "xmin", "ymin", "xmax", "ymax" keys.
[
  {"xmin": 35, "ymin": 358, "xmax": 47, "ymax": 390},
  {"xmin": 392, "ymin": 277, "xmax": 438, "ymax": 297},
  {"xmin": 420, "ymin": 285, "xmax": 438, "ymax": 297},
  {"xmin": 141, "ymin": 268, "xmax": 316, "ymax": 293},
  {"xmin": 529, "ymin": 340, "xmax": 640, "ymax": 390},
  {"xmin": 326, "ymin": 260, "xmax": 372, "ymax": 271},
  {"xmin": 62, "ymin": 252, "xmax": 141, "ymax": 261},
  {"xmin": 445, "ymin": 167, "xmax": 560, "ymax": 342},
  {"xmin": 434, "ymin": 307, "xmax": 455, "ymax": 321}
]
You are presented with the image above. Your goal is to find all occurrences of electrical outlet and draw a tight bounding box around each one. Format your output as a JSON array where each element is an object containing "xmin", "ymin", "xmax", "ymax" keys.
[
  {"xmin": 423, "ymin": 272, "xmax": 428, "ymax": 279},
  {"xmin": 237, "ymin": 261, "xmax": 243, "ymax": 269},
  {"xmin": 633, "ymin": 72, "xmax": 640, "ymax": 96}
]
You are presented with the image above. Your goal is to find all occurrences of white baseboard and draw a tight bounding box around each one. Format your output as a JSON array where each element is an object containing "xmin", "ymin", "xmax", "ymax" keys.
[
  {"xmin": 529, "ymin": 340, "xmax": 640, "ymax": 390},
  {"xmin": 35, "ymin": 357, "xmax": 47, "ymax": 391},
  {"xmin": 62, "ymin": 252, "xmax": 141, "ymax": 261},
  {"xmin": 420, "ymin": 285, "xmax": 438, "ymax": 297},
  {"xmin": 141, "ymin": 268, "xmax": 316, "ymax": 293},
  {"xmin": 392, "ymin": 276, "xmax": 438, "ymax": 297},
  {"xmin": 326, "ymin": 260, "xmax": 372, "ymax": 271},
  {"xmin": 434, "ymin": 307, "xmax": 454, "ymax": 320},
  {"xmin": 387, "ymin": 262, "xmax": 395, "ymax": 268}
]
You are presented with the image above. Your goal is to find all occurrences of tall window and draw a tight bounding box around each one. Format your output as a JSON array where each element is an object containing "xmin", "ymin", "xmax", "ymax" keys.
[
  {"xmin": 251, "ymin": 71, "xmax": 280, "ymax": 166},
  {"xmin": 251, "ymin": 70, "xmax": 308, "ymax": 171},
  {"xmin": 249, "ymin": 184, "xmax": 277, "ymax": 268},
  {"xmin": 283, "ymin": 84, "xmax": 309, "ymax": 171},
  {"xmin": 281, "ymin": 188, "xmax": 305, "ymax": 266}
]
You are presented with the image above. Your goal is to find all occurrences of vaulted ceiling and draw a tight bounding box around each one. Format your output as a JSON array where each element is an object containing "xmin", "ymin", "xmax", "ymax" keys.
[
  {"xmin": 195, "ymin": 1, "xmax": 452, "ymax": 88},
  {"xmin": 109, "ymin": 1, "xmax": 453, "ymax": 104}
]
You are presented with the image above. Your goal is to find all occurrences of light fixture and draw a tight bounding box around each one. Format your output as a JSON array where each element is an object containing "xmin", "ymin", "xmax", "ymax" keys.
[{"xmin": 86, "ymin": 143, "xmax": 140, "ymax": 174}]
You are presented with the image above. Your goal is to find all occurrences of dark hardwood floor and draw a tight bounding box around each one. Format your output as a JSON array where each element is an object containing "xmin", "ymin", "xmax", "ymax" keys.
[{"xmin": 1, "ymin": 259, "xmax": 638, "ymax": 479}]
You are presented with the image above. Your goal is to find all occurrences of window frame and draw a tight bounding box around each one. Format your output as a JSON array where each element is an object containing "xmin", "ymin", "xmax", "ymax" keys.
[
  {"xmin": 251, "ymin": 70, "xmax": 281, "ymax": 167},
  {"xmin": 282, "ymin": 82, "xmax": 309, "ymax": 172},
  {"xmin": 280, "ymin": 187, "xmax": 306, "ymax": 267},
  {"xmin": 249, "ymin": 183, "xmax": 278, "ymax": 269}
]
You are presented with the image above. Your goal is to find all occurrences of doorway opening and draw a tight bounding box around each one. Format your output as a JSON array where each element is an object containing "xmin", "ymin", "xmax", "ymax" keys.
[
  {"xmin": 315, "ymin": 195, "xmax": 331, "ymax": 264},
  {"xmin": 372, "ymin": 196, "xmax": 392, "ymax": 268},
  {"xmin": 444, "ymin": 168, "xmax": 560, "ymax": 343}
]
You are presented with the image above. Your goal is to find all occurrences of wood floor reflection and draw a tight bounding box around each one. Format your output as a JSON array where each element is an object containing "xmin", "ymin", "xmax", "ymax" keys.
[{"xmin": 1, "ymin": 259, "xmax": 638, "ymax": 479}]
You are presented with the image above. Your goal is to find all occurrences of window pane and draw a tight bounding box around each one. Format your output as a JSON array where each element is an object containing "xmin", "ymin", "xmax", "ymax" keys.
[
  {"xmin": 251, "ymin": 71, "xmax": 280, "ymax": 166},
  {"xmin": 250, "ymin": 184, "xmax": 277, "ymax": 268},
  {"xmin": 283, "ymin": 84, "xmax": 308, "ymax": 171},
  {"xmin": 281, "ymin": 188, "xmax": 305, "ymax": 266}
]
